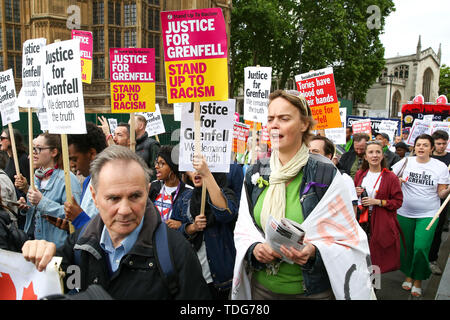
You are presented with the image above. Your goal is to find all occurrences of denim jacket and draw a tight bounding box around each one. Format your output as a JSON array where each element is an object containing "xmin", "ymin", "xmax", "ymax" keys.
[
  {"xmin": 244, "ymin": 154, "xmax": 336, "ymax": 296},
  {"xmin": 22, "ymin": 169, "xmax": 82, "ymax": 248},
  {"xmin": 171, "ymin": 187, "xmax": 238, "ymax": 289}
]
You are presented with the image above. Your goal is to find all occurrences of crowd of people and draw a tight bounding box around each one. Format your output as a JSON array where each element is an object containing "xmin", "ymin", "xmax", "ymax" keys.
[{"xmin": 1, "ymin": 90, "xmax": 449, "ymax": 300}]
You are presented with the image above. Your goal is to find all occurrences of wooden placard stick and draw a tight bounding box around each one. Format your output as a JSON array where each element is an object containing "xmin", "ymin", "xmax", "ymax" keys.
[
  {"xmin": 130, "ymin": 113, "xmax": 136, "ymax": 151},
  {"xmin": 251, "ymin": 122, "xmax": 257, "ymax": 165},
  {"xmin": 7, "ymin": 123, "xmax": 20, "ymax": 177},
  {"xmin": 193, "ymin": 101, "xmax": 207, "ymax": 216},
  {"xmin": 61, "ymin": 134, "xmax": 75, "ymax": 234},
  {"xmin": 155, "ymin": 134, "xmax": 160, "ymax": 143},
  {"xmin": 426, "ymin": 192, "xmax": 450, "ymax": 230},
  {"xmin": 28, "ymin": 108, "xmax": 35, "ymax": 190}
]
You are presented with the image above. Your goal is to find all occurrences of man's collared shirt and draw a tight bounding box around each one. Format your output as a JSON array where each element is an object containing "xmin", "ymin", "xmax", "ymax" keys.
[{"xmin": 99, "ymin": 215, "xmax": 144, "ymax": 273}]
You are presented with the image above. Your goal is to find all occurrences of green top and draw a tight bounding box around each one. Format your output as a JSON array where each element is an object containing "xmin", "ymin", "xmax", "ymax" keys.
[{"xmin": 253, "ymin": 172, "xmax": 305, "ymax": 295}]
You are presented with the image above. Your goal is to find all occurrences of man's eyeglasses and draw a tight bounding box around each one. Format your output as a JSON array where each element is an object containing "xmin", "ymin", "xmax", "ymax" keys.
[
  {"xmin": 33, "ymin": 146, "xmax": 53, "ymax": 154},
  {"xmin": 0, "ymin": 136, "xmax": 9, "ymax": 141},
  {"xmin": 154, "ymin": 161, "xmax": 166, "ymax": 168}
]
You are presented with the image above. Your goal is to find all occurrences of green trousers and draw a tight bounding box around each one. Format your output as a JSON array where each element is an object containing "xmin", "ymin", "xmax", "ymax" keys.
[{"xmin": 397, "ymin": 214, "xmax": 438, "ymax": 280}]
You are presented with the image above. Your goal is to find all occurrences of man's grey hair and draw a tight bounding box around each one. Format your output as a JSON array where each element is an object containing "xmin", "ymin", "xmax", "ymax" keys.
[{"xmin": 90, "ymin": 145, "xmax": 151, "ymax": 189}]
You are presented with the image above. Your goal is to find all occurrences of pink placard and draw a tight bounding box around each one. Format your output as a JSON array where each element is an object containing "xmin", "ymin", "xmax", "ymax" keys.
[
  {"xmin": 110, "ymin": 48, "xmax": 155, "ymax": 83},
  {"xmin": 71, "ymin": 30, "xmax": 93, "ymax": 60},
  {"xmin": 161, "ymin": 8, "xmax": 227, "ymax": 62}
]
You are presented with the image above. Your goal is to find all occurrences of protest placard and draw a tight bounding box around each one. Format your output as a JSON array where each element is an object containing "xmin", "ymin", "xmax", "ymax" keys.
[
  {"xmin": 71, "ymin": 30, "xmax": 93, "ymax": 84},
  {"xmin": 406, "ymin": 119, "xmax": 432, "ymax": 146},
  {"xmin": 377, "ymin": 120, "xmax": 399, "ymax": 142},
  {"xmin": 0, "ymin": 69, "xmax": 20, "ymax": 126},
  {"xmin": 17, "ymin": 38, "xmax": 46, "ymax": 109},
  {"xmin": 43, "ymin": 39, "xmax": 86, "ymax": 134},
  {"xmin": 136, "ymin": 103, "xmax": 166, "ymax": 137},
  {"xmin": 232, "ymin": 121, "xmax": 250, "ymax": 154},
  {"xmin": 161, "ymin": 8, "xmax": 228, "ymax": 103},
  {"xmin": 108, "ymin": 118, "xmax": 118, "ymax": 135},
  {"xmin": 179, "ymin": 99, "xmax": 235, "ymax": 172},
  {"xmin": 430, "ymin": 121, "xmax": 450, "ymax": 152},
  {"xmin": 37, "ymin": 107, "xmax": 48, "ymax": 131},
  {"xmin": 325, "ymin": 108, "xmax": 347, "ymax": 145},
  {"xmin": 110, "ymin": 48, "xmax": 155, "ymax": 113},
  {"xmin": 295, "ymin": 67, "xmax": 341, "ymax": 130},
  {"xmin": 243, "ymin": 66, "xmax": 272, "ymax": 124},
  {"xmin": 173, "ymin": 103, "xmax": 188, "ymax": 121},
  {"xmin": 0, "ymin": 249, "xmax": 62, "ymax": 300},
  {"xmin": 351, "ymin": 119, "xmax": 372, "ymax": 137}
]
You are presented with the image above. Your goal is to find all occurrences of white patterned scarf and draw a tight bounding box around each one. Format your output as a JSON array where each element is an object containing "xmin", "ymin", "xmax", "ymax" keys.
[{"xmin": 259, "ymin": 143, "xmax": 310, "ymax": 232}]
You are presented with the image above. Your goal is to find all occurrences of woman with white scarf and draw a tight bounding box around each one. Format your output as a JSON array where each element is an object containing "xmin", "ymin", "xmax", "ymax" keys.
[{"xmin": 232, "ymin": 90, "xmax": 337, "ymax": 300}]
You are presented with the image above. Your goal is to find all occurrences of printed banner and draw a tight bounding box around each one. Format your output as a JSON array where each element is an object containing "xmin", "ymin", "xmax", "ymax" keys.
[
  {"xmin": 71, "ymin": 30, "xmax": 93, "ymax": 84},
  {"xmin": 401, "ymin": 102, "xmax": 450, "ymax": 132},
  {"xmin": 110, "ymin": 48, "xmax": 155, "ymax": 113},
  {"xmin": 347, "ymin": 116, "xmax": 401, "ymax": 138},
  {"xmin": 0, "ymin": 249, "xmax": 62, "ymax": 300},
  {"xmin": 173, "ymin": 102, "xmax": 189, "ymax": 121},
  {"xmin": 179, "ymin": 99, "xmax": 235, "ymax": 172},
  {"xmin": 18, "ymin": 38, "xmax": 46, "ymax": 109},
  {"xmin": 161, "ymin": 8, "xmax": 228, "ymax": 103},
  {"xmin": 377, "ymin": 120, "xmax": 399, "ymax": 142},
  {"xmin": 243, "ymin": 66, "xmax": 272, "ymax": 124},
  {"xmin": 406, "ymin": 119, "xmax": 450, "ymax": 152},
  {"xmin": 136, "ymin": 103, "xmax": 166, "ymax": 137},
  {"xmin": 301, "ymin": 173, "xmax": 373, "ymax": 300},
  {"xmin": 0, "ymin": 69, "xmax": 20, "ymax": 126},
  {"xmin": 295, "ymin": 67, "xmax": 341, "ymax": 130},
  {"xmin": 43, "ymin": 39, "xmax": 86, "ymax": 134}
]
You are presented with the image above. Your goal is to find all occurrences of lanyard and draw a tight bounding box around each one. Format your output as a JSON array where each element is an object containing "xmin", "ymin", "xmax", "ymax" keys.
[{"xmin": 371, "ymin": 168, "xmax": 386, "ymax": 196}]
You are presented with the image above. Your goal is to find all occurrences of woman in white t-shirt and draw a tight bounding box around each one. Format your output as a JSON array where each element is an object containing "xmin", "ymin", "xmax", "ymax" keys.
[
  {"xmin": 392, "ymin": 134, "xmax": 450, "ymax": 297},
  {"xmin": 149, "ymin": 145, "xmax": 191, "ymax": 229}
]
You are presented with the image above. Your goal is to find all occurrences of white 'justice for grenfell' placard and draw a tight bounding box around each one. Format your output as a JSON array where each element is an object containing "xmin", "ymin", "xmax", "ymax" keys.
[
  {"xmin": 179, "ymin": 99, "xmax": 235, "ymax": 173},
  {"xmin": 43, "ymin": 39, "xmax": 86, "ymax": 134}
]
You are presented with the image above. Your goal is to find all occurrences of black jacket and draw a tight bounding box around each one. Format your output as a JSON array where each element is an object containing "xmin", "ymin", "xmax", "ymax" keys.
[
  {"xmin": 57, "ymin": 201, "xmax": 211, "ymax": 300},
  {"xmin": 135, "ymin": 132, "xmax": 160, "ymax": 180},
  {"xmin": 337, "ymin": 148, "xmax": 359, "ymax": 176},
  {"xmin": 148, "ymin": 180, "xmax": 191, "ymax": 206}
]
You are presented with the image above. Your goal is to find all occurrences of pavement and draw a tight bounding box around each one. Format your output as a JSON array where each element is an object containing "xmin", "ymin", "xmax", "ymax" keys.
[{"xmin": 375, "ymin": 225, "xmax": 450, "ymax": 300}]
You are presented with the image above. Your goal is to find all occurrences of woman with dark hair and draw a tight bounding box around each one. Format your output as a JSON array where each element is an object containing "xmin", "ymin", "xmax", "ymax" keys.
[
  {"xmin": 1, "ymin": 129, "xmax": 30, "ymax": 229},
  {"xmin": 392, "ymin": 134, "xmax": 450, "ymax": 297},
  {"xmin": 354, "ymin": 140, "xmax": 403, "ymax": 273},
  {"xmin": 171, "ymin": 154, "xmax": 238, "ymax": 300},
  {"xmin": 149, "ymin": 145, "xmax": 191, "ymax": 229},
  {"xmin": 0, "ymin": 128, "xmax": 30, "ymax": 185},
  {"xmin": 17, "ymin": 133, "xmax": 81, "ymax": 247}
]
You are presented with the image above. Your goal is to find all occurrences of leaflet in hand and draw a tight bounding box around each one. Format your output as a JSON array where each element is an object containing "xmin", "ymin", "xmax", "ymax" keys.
[{"xmin": 265, "ymin": 216, "xmax": 306, "ymax": 264}]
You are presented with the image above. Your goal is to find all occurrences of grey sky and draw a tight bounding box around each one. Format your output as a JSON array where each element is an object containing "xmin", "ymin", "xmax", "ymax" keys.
[{"xmin": 379, "ymin": 0, "xmax": 449, "ymax": 67}]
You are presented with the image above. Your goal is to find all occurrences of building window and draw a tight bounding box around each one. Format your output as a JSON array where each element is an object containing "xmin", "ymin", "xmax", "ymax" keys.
[
  {"xmin": 155, "ymin": 59, "xmax": 160, "ymax": 82},
  {"xmin": 109, "ymin": 29, "xmax": 121, "ymax": 48},
  {"xmin": 13, "ymin": 0, "xmax": 20, "ymax": 22},
  {"xmin": 422, "ymin": 68, "xmax": 433, "ymax": 102},
  {"xmin": 147, "ymin": 8, "xmax": 160, "ymax": 31},
  {"xmin": 392, "ymin": 91, "xmax": 401, "ymax": 117},
  {"xmin": 14, "ymin": 28, "xmax": 21, "ymax": 50},
  {"xmin": 93, "ymin": 56, "xmax": 105, "ymax": 79},
  {"xmin": 7, "ymin": 55, "xmax": 21, "ymax": 78},
  {"xmin": 108, "ymin": 1, "xmax": 121, "ymax": 26},
  {"xmin": 93, "ymin": 29, "xmax": 104, "ymax": 52},
  {"xmin": 6, "ymin": 27, "xmax": 14, "ymax": 49},
  {"xmin": 93, "ymin": 1, "xmax": 104, "ymax": 25},
  {"xmin": 125, "ymin": 3, "xmax": 136, "ymax": 26},
  {"xmin": 154, "ymin": 35, "xmax": 159, "ymax": 57},
  {"xmin": 393, "ymin": 65, "xmax": 409, "ymax": 80},
  {"xmin": 124, "ymin": 30, "xmax": 136, "ymax": 47},
  {"xmin": 5, "ymin": 0, "xmax": 12, "ymax": 22}
]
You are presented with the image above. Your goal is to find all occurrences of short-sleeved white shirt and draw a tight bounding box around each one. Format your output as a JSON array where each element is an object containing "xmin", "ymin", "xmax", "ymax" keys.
[{"xmin": 392, "ymin": 157, "xmax": 450, "ymax": 218}]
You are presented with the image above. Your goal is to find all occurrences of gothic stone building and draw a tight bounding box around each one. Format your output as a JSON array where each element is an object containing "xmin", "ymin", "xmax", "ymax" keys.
[{"xmin": 362, "ymin": 36, "xmax": 441, "ymax": 118}]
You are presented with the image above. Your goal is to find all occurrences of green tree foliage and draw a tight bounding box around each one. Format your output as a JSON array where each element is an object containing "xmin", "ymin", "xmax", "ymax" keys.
[
  {"xmin": 439, "ymin": 65, "xmax": 450, "ymax": 100},
  {"xmin": 230, "ymin": 0, "xmax": 395, "ymax": 104}
]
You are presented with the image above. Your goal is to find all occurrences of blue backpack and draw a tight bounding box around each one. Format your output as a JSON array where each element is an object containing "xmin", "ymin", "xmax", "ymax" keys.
[{"xmin": 74, "ymin": 221, "xmax": 178, "ymax": 296}]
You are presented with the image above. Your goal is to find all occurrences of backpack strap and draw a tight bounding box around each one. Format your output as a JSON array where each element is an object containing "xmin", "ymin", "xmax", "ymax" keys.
[
  {"xmin": 74, "ymin": 222, "xmax": 89, "ymax": 265},
  {"xmin": 154, "ymin": 222, "xmax": 179, "ymax": 296},
  {"xmin": 313, "ymin": 160, "xmax": 336, "ymax": 200}
]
